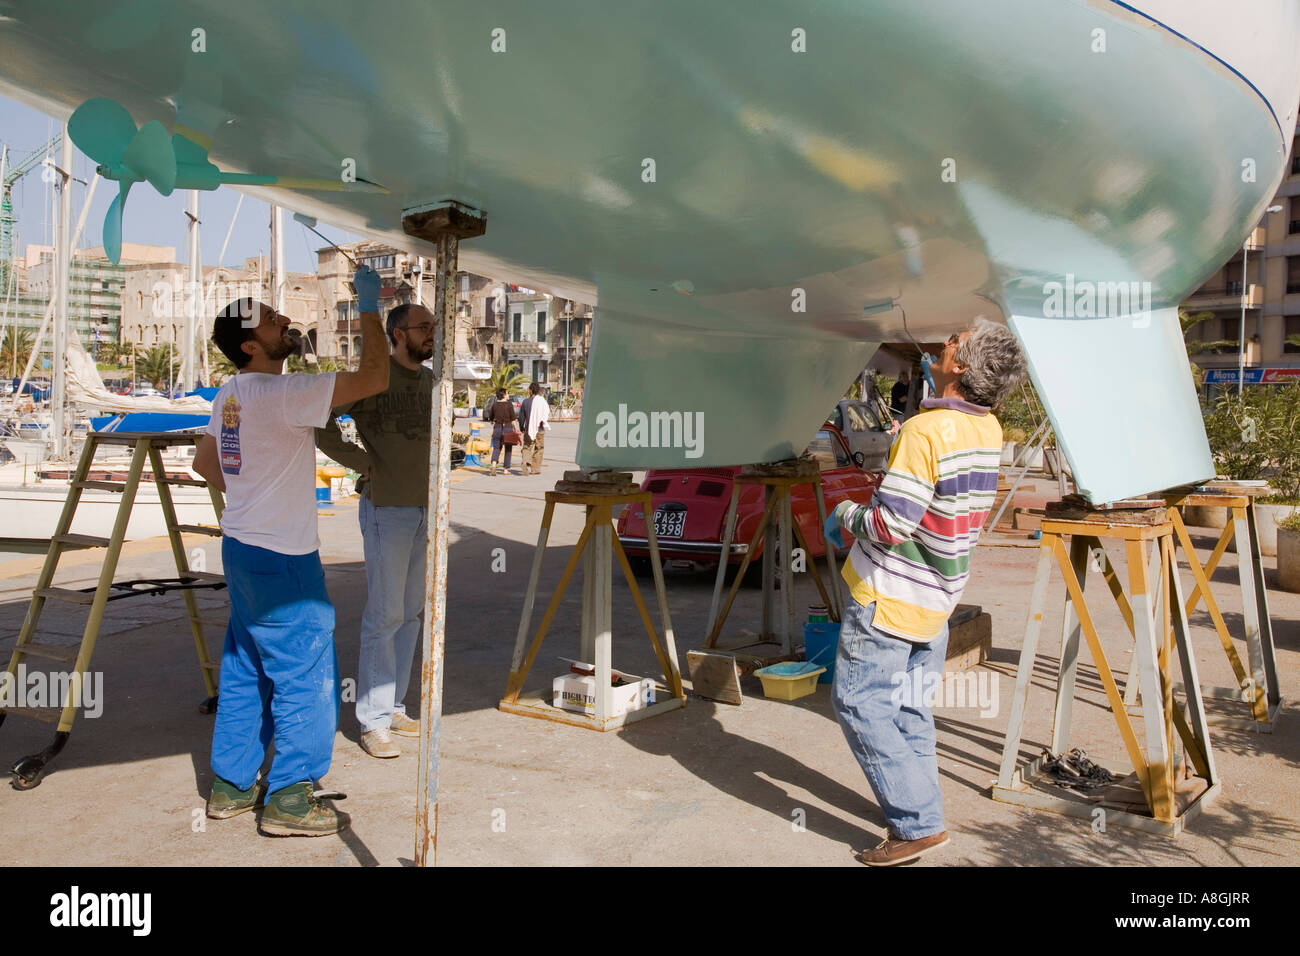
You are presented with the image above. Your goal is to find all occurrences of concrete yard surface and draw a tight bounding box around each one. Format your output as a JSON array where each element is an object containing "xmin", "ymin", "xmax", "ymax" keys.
[{"xmin": 1, "ymin": 422, "xmax": 1297, "ymax": 866}]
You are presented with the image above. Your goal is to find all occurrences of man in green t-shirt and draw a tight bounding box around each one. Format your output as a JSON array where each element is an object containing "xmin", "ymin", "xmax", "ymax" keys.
[{"xmin": 316, "ymin": 303, "xmax": 434, "ymax": 759}]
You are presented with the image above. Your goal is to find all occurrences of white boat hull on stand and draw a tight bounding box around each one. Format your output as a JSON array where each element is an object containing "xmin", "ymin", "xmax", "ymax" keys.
[{"xmin": 0, "ymin": 484, "xmax": 218, "ymax": 544}]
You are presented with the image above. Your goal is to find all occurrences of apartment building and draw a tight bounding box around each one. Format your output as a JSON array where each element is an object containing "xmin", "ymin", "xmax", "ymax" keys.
[{"xmin": 1184, "ymin": 122, "xmax": 1300, "ymax": 378}]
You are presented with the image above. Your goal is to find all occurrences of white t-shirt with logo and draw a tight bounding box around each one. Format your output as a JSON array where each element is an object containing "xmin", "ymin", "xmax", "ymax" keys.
[{"xmin": 204, "ymin": 371, "xmax": 337, "ymax": 555}]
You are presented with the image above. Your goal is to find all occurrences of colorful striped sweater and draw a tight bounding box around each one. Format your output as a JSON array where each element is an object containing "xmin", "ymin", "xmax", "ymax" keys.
[{"xmin": 833, "ymin": 396, "xmax": 1003, "ymax": 642}]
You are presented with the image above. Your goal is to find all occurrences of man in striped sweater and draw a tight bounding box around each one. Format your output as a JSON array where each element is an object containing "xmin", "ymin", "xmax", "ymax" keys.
[{"xmin": 825, "ymin": 319, "xmax": 1027, "ymax": 865}]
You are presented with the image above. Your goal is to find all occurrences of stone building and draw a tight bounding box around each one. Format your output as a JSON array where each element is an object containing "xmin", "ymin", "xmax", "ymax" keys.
[
  {"xmin": 318, "ymin": 241, "xmax": 594, "ymax": 388},
  {"xmin": 121, "ymin": 254, "xmax": 323, "ymax": 364}
]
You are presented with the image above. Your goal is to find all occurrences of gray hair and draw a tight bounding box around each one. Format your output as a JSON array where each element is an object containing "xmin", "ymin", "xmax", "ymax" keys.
[{"xmin": 954, "ymin": 319, "xmax": 1028, "ymax": 408}]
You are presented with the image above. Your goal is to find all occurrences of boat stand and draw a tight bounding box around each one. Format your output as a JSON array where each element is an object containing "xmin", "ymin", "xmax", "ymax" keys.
[
  {"xmin": 0, "ymin": 431, "xmax": 226, "ymax": 789},
  {"xmin": 500, "ymin": 470, "xmax": 686, "ymax": 731},
  {"xmin": 992, "ymin": 502, "xmax": 1219, "ymax": 836},
  {"xmin": 1155, "ymin": 484, "xmax": 1283, "ymax": 731},
  {"xmin": 704, "ymin": 459, "xmax": 842, "ymax": 657}
]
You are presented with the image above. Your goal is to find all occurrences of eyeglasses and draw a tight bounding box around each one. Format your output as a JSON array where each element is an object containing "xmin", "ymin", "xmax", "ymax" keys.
[{"xmin": 403, "ymin": 322, "xmax": 435, "ymax": 335}]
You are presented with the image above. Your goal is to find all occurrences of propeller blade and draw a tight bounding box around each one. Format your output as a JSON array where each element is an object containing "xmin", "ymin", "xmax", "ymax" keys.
[
  {"xmin": 122, "ymin": 120, "xmax": 177, "ymax": 196},
  {"xmin": 67, "ymin": 97, "xmax": 138, "ymax": 166},
  {"xmin": 103, "ymin": 182, "xmax": 130, "ymax": 264}
]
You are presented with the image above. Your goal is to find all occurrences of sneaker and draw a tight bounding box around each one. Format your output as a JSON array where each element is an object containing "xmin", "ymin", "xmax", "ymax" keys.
[
  {"xmin": 856, "ymin": 830, "xmax": 949, "ymax": 866},
  {"xmin": 258, "ymin": 782, "xmax": 350, "ymax": 837},
  {"xmin": 206, "ymin": 775, "xmax": 265, "ymax": 819},
  {"xmin": 389, "ymin": 713, "xmax": 420, "ymax": 737},
  {"xmin": 360, "ymin": 727, "xmax": 400, "ymax": 758}
]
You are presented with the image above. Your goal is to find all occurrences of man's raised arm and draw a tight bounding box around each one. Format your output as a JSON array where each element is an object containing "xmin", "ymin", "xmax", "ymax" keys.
[{"xmin": 330, "ymin": 265, "xmax": 389, "ymax": 408}]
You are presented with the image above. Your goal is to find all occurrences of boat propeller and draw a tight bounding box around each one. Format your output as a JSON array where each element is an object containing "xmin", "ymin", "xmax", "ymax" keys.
[{"xmin": 66, "ymin": 96, "xmax": 387, "ymax": 264}]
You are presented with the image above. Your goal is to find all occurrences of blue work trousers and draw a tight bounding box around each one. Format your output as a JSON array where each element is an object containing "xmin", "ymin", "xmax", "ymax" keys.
[{"xmin": 210, "ymin": 536, "xmax": 339, "ymax": 795}]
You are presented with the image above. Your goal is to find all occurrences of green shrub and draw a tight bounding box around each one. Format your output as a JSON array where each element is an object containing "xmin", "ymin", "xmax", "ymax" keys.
[{"xmin": 1202, "ymin": 384, "xmax": 1300, "ymax": 497}]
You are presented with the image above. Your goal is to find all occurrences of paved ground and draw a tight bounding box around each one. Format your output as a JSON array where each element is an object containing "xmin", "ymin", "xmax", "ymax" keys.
[{"xmin": 1, "ymin": 421, "xmax": 1296, "ymax": 866}]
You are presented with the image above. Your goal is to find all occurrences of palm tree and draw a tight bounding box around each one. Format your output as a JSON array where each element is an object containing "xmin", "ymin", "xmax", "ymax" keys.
[
  {"xmin": 1180, "ymin": 308, "xmax": 1235, "ymax": 356},
  {"xmin": 287, "ymin": 355, "xmax": 344, "ymax": 374},
  {"xmin": 135, "ymin": 346, "xmax": 179, "ymax": 391},
  {"xmin": 489, "ymin": 362, "xmax": 530, "ymax": 393},
  {"xmin": 207, "ymin": 343, "xmax": 237, "ymax": 384},
  {"xmin": 0, "ymin": 328, "xmax": 34, "ymax": 376}
]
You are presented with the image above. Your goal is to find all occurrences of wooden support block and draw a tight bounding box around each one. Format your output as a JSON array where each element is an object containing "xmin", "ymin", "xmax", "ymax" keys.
[
  {"xmin": 741, "ymin": 458, "xmax": 819, "ymax": 478},
  {"xmin": 687, "ymin": 650, "xmax": 743, "ymax": 705},
  {"xmin": 1013, "ymin": 508, "xmax": 1043, "ymax": 533},
  {"xmin": 553, "ymin": 480, "xmax": 639, "ymax": 495},
  {"xmin": 945, "ymin": 608, "xmax": 992, "ymax": 671},
  {"xmin": 563, "ymin": 470, "xmax": 634, "ymax": 483},
  {"xmin": 1045, "ymin": 497, "xmax": 1168, "ymax": 524}
]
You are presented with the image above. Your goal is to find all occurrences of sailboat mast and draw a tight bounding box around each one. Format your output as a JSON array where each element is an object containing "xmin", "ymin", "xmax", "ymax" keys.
[
  {"xmin": 271, "ymin": 203, "xmax": 285, "ymax": 313},
  {"xmin": 184, "ymin": 190, "xmax": 199, "ymax": 390},
  {"xmin": 51, "ymin": 129, "xmax": 71, "ymax": 459}
]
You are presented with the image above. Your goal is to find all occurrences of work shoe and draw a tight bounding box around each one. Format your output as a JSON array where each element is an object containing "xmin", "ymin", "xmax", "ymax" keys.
[
  {"xmin": 259, "ymin": 782, "xmax": 350, "ymax": 837},
  {"xmin": 206, "ymin": 775, "xmax": 265, "ymax": 819},
  {"xmin": 856, "ymin": 831, "xmax": 949, "ymax": 867},
  {"xmin": 389, "ymin": 713, "xmax": 420, "ymax": 737},
  {"xmin": 360, "ymin": 727, "xmax": 400, "ymax": 758}
]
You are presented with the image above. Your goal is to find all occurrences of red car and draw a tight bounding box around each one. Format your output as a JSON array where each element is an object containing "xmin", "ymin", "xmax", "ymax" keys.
[{"xmin": 616, "ymin": 424, "xmax": 881, "ymax": 570}]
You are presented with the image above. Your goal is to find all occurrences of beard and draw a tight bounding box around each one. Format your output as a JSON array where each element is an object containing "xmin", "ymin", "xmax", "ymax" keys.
[
  {"xmin": 262, "ymin": 332, "xmax": 298, "ymax": 362},
  {"xmin": 404, "ymin": 338, "xmax": 434, "ymax": 363}
]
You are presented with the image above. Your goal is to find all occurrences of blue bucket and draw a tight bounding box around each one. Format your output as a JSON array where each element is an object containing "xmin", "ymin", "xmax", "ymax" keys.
[{"xmin": 803, "ymin": 622, "xmax": 841, "ymax": 684}]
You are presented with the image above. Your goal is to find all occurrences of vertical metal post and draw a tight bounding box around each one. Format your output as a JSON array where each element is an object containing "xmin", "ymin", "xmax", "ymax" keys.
[
  {"xmin": 52, "ymin": 131, "xmax": 72, "ymax": 460},
  {"xmin": 416, "ymin": 232, "xmax": 457, "ymax": 867},
  {"xmin": 592, "ymin": 505, "xmax": 614, "ymax": 722},
  {"xmin": 270, "ymin": 204, "xmax": 285, "ymax": 314},
  {"xmin": 1237, "ymin": 241, "xmax": 1248, "ymax": 398},
  {"xmin": 184, "ymin": 191, "xmax": 200, "ymax": 391},
  {"xmin": 580, "ymin": 505, "xmax": 596, "ymax": 662}
]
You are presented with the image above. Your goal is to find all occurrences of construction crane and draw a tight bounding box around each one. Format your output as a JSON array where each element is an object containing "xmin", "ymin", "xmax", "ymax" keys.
[{"xmin": 0, "ymin": 134, "xmax": 62, "ymax": 289}]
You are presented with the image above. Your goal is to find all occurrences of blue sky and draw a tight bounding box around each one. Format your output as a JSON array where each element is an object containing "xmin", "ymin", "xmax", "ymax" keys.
[{"xmin": 1, "ymin": 93, "xmax": 362, "ymax": 274}]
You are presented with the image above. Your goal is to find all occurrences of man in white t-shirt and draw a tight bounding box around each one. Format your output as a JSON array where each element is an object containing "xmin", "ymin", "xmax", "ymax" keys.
[{"xmin": 193, "ymin": 265, "xmax": 388, "ymax": 837}]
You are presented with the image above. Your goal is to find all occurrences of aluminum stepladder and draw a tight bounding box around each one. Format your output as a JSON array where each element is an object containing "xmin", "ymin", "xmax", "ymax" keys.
[
  {"xmin": 0, "ymin": 431, "xmax": 226, "ymax": 789},
  {"xmin": 993, "ymin": 503, "xmax": 1219, "ymax": 836}
]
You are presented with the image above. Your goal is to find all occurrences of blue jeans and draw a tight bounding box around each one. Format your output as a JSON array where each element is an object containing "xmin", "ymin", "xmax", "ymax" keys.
[
  {"xmin": 490, "ymin": 424, "xmax": 513, "ymax": 467},
  {"xmin": 356, "ymin": 496, "xmax": 427, "ymax": 733},
  {"xmin": 211, "ymin": 536, "xmax": 339, "ymax": 795},
  {"xmin": 831, "ymin": 598, "xmax": 949, "ymax": 840}
]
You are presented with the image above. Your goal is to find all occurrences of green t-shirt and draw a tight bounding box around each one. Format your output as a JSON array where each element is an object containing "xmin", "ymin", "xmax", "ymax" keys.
[{"xmin": 315, "ymin": 357, "xmax": 432, "ymax": 507}]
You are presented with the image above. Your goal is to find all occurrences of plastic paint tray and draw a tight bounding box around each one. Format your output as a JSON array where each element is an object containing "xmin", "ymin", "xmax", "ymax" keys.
[{"xmin": 754, "ymin": 661, "xmax": 826, "ymax": 701}]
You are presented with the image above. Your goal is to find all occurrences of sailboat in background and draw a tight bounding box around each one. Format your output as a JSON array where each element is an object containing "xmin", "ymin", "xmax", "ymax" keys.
[{"xmin": 0, "ymin": 128, "xmax": 219, "ymax": 544}]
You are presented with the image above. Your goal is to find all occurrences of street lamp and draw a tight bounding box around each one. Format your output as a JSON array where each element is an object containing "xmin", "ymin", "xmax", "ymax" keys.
[{"xmin": 1239, "ymin": 204, "xmax": 1285, "ymax": 396}]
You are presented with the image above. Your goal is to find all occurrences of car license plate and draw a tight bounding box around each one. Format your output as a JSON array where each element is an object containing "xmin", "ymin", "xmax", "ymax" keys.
[{"xmin": 653, "ymin": 508, "xmax": 686, "ymax": 539}]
